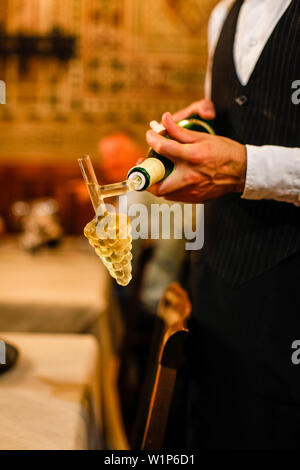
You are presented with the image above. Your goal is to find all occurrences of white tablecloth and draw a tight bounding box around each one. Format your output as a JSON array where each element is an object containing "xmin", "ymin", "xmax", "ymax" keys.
[
  {"xmin": 0, "ymin": 333, "xmax": 102, "ymax": 450},
  {"xmin": 0, "ymin": 237, "xmax": 109, "ymax": 336}
]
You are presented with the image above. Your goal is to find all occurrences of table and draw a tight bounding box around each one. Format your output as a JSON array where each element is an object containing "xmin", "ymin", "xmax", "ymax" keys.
[
  {"xmin": 0, "ymin": 333, "xmax": 102, "ymax": 450},
  {"xmin": 0, "ymin": 237, "xmax": 109, "ymax": 336}
]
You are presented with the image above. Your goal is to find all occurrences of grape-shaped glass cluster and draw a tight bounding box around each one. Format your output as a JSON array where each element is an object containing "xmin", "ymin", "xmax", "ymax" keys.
[{"xmin": 84, "ymin": 212, "xmax": 132, "ymax": 286}]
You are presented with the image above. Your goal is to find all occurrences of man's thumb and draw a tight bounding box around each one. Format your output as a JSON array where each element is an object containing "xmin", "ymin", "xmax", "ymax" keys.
[{"xmin": 199, "ymin": 99, "xmax": 216, "ymax": 119}]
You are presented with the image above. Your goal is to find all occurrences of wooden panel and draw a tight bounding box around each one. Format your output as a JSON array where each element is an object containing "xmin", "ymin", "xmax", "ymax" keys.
[{"xmin": 0, "ymin": 0, "xmax": 219, "ymax": 162}]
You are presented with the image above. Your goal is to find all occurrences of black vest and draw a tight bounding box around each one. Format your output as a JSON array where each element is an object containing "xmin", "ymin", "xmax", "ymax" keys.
[{"xmin": 200, "ymin": 0, "xmax": 300, "ymax": 286}]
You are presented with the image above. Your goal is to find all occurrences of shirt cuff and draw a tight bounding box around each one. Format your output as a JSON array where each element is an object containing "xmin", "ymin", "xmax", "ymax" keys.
[{"xmin": 242, "ymin": 145, "xmax": 300, "ymax": 206}]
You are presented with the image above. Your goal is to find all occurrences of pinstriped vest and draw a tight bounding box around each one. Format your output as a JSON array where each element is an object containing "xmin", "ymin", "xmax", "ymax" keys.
[{"xmin": 200, "ymin": 0, "xmax": 300, "ymax": 286}]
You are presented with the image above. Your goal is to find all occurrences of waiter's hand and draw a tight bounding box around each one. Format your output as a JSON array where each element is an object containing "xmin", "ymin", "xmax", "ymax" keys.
[
  {"xmin": 170, "ymin": 98, "xmax": 216, "ymax": 122},
  {"xmin": 146, "ymin": 111, "xmax": 247, "ymax": 203}
]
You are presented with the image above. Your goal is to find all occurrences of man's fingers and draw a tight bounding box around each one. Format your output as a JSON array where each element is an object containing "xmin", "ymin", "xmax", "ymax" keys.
[
  {"xmin": 155, "ymin": 173, "xmax": 191, "ymax": 195},
  {"xmin": 197, "ymin": 99, "xmax": 216, "ymax": 119},
  {"xmin": 161, "ymin": 112, "xmax": 207, "ymax": 143},
  {"xmin": 171, "ymin": 99, "xmax": 216, "ymax": 122},
  {"xmin": 146, "ymin": 130, "xmax": 188, "ymax": 161},
  {"xmin": 153, "ymin": 187, "xmax": 204, "ymax": 203},
  {"xmin": 171, "ymin": 103, "xmax": 199, "ymax": 122},
  {"xmin": 155, "ymin": 162, "xmax": 201, "ymax": 195},
  {"xmin": 146, "ymin": 129, "xmax": 211, "ymax": 163},
  {"xmin": 147, "ymin": 183, "xmax": 161, "ymax": 197}
]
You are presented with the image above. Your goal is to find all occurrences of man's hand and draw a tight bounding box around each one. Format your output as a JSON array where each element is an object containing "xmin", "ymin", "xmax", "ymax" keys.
[
  {"xmin": 146, "ymin": 112, "xmax": 247, "ymax": 203},
  {"xmin": 170, "ymin": 99, "xmax": 216, "ymax": 122}
]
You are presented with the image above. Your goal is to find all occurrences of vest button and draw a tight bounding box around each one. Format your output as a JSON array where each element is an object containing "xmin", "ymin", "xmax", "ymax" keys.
[{"xmin": 235, "ymin": 95, "xmax": 248, "ymax": 106}]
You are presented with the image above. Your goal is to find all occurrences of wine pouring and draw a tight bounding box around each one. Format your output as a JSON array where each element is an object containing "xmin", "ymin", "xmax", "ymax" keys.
[
  {"xmin": 78, "ymin": 116, "xmax": 215, "ymax": 287},
  {"xmin": 78, "ymin": 116, "xmax": 215, "ymax": 205}
]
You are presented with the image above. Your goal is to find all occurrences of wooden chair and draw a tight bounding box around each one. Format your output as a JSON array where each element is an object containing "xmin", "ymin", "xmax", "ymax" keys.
[
  {"xmin": 117, "ymin": 244, "xmax": 154, "ymax": 433},
  {"xmin": 132, "ymin": 282, "xmax": 192, "ymax": 450},
  {"xmin": 100, "ymin": 281, "xmax": 191, "ymax": 450}
]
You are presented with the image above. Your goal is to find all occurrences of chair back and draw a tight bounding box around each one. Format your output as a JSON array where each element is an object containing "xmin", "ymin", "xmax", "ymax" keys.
[{"xmin": 132, "ymin": 282, "xmax": 191, "ymax": 450}]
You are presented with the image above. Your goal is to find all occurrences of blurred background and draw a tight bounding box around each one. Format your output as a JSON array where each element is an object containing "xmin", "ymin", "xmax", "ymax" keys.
[
  {"xmin": 0, "ymin": 0, "xmax": 218, "ymax": 234},
  {"xmin": 0, "ymin": 0, "xmax": 218, "ymax": 451}
]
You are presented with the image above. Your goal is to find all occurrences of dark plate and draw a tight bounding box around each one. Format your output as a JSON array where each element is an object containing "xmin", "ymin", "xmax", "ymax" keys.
[{"xmin": 0, "ymin": 341, "xmax": 19, "ymax": 374}]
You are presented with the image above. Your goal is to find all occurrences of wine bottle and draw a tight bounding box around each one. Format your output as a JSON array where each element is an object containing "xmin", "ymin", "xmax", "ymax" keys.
[{"xmin": 127, "ymin": 115, "xmax": 216, "ymax": 191}]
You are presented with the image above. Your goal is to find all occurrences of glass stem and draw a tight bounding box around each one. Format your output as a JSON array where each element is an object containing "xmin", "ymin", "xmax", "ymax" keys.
[{"xmin": 78, "ymin": 155, "xmax": 105, "ymax": 214}]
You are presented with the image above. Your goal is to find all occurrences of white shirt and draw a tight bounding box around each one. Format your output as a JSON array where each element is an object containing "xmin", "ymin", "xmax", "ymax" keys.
[{"xmin": 205, "ymin": 0, "xmax": 300, "ymax": 206}]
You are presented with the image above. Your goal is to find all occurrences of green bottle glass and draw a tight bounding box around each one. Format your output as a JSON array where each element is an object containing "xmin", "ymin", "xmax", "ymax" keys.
[{"xmin": 127, "ymin": 115, "xmax": 216, "ymax": 191}]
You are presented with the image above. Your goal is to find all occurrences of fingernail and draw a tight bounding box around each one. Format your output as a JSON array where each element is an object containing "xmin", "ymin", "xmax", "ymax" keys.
[
  {"xmin": 164, "ymin": 112, "xmax": 173, "ymax": 121},
  {"xmin": 150, "ymin": 121, "xmax": 165, "ymax": 133},
  {"xmin": 146, "ymin": 130, "xmax": 153, "ymax": 142}
]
